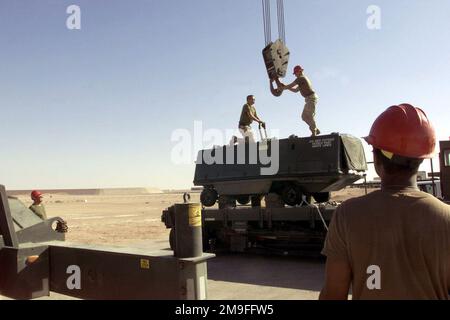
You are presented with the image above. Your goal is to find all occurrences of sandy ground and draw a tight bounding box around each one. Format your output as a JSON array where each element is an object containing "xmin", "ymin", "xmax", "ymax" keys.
[{"xmin": 3, "ymin": 188, "xmax": 371, "ymax": 300}]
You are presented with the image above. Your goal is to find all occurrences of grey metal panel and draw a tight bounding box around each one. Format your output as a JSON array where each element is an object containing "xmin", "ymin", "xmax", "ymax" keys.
[
  {"xmin": 214, "ymin": 180, "xmax": 272, "ymax": 195},
  {"xmin": 48, "ymin": 245, "xmax": 214, "ymax": 300},
  {"xmin": 0, "ymin": 245, "xmax": 50, "ymax": 299},
  {"xmin": 49, "ymin": 246, "xmax": 179, "ymax": 299},
  {"xmin": 278, "ymin": 134, "xmax": 341, "ymax": 174},
  {"xmin": 8, "ymin": 197, "xmax": 43, "ymax": 231},
  {"xmin": 320, "ymin": 174, "xmax": 363, "ymax": 192},
  {"xmin": 0, "ymin": 185, "xmax": 19, "ymax": 248},
  {"xmin": 179, "ymin": 258, "xmax": 210, "ymax": 300},
  {"xmin": 223, "ymin": 209, "xmax": 262, "ymax": 222},
  {"xmin": 16, "ymin": 217, "xmax": 65, "ymax": 244},
  {"xmin": 193, "ymin": 133, "xmax": 366, "ymax": 194},
  {"xmin": 202, "ymin": 206, "xmax": 336, "ymax": 223},
  {"xmin": 0, "ymin": 195, "xmax": 65, "ymax": 245},
  {"xmin": 267, "ymin": 206, "xmax": 335, "ymax": 221},
  {"xmin": 195, "ymin": 134, "xmax": 342, "ymax": 182}
]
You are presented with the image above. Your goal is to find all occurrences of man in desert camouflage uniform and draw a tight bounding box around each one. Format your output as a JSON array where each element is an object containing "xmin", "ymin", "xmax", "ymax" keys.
[{"xmin": 277, "ymin": 65, "xmax": 320, "ymax": 136}]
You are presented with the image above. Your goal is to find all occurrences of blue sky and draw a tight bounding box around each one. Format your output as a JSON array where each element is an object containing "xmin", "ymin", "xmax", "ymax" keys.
[{"xmin": 1, "ymin": 0, "xmax": 449, "ymax": 189}]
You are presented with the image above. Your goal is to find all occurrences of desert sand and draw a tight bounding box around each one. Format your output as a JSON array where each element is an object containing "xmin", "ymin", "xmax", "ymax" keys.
[{"xmin": 13, "ymin": 187, "xmax": 372, "ymax": 246}]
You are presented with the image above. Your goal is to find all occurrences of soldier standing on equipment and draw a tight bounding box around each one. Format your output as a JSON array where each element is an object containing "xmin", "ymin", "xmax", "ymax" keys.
[
  {"xmin": 29, "ymin": 190, "xmax": 47, "ymax": 220},
  {"xmin": 319, "ymin": 104, "xmax": 450, "ymax": 300},
  {"xmin": 277, "ymin": 65, "xmax": 320, "ymax": 136},
  {"xmin": 232, "ymin": 95, "xmax": 265, "ymax": 144}
]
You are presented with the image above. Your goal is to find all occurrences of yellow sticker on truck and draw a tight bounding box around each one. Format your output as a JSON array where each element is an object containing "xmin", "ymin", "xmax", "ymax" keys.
[
  {"xmin": 188, "ymin": 206, "xmax": 202, "ymax": 227},
  {"xmin": 140, "ymin": 259, "xmax": 150, "ymax": 269}
]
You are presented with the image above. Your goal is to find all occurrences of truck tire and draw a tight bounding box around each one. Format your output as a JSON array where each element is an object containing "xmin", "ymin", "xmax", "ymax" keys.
[
  {"xmin": 237, "ymin": 195, "xmax": 250, "ymax": 205},
  {"xmin": 200, "ymin": 188, "xmax": 218, "ymax": 207},
  {"xmin": 281, "ymin": 185, "xmax": 301, "ymax": 206}
]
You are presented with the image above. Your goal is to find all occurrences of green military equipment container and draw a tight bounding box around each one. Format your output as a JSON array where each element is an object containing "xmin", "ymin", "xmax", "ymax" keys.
[{"xmin": 194, "ymin": 133, "xmax": 367, "ymax": 207}]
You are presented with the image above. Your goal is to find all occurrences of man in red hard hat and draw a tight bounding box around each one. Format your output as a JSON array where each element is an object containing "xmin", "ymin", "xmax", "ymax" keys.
[
  {"xmin": 276, "ymin": 65, "xmax": 320, "ymax": 136},
  {"xmin": 30, "ymin": 190, "xmax": 47, "ymax": 220},
  {"xmin": 320, "ymin": 104, "xmax": 450, "ymax": 300}
]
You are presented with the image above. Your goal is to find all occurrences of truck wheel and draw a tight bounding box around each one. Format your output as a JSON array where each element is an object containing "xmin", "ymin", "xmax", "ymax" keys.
[
  {"xmin": 200, "ymin": 188, "xmax": 218, "ymax": 207},
  {"xmin": 312, "ymin": 192, "xmax": 331, "ymax": 203},
  {"xmin": 281, "ymin": 185, "xmax": 300, "ymax": 206},
  {"xmin": 236, "ymin": 195, "xmax": 250, "ymax": 205}
]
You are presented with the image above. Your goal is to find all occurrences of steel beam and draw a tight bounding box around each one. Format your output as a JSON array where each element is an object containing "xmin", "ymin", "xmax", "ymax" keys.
[{"xmin": 48, "ymin": 243, "xmax": 213, "ymax": 300}]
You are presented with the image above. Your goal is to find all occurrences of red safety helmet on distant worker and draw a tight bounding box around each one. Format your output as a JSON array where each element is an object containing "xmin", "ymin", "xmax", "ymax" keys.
[
  {"xmin": 293, "ymin": 65, "xmax": 304, "ymax": 74},
  {"xmin": 364, "ymin": 104, "xmax": 436, "ymax": 159},
  {"xmin": 31, "ymin": 190, "xmax": 43, "ymax": 200}
]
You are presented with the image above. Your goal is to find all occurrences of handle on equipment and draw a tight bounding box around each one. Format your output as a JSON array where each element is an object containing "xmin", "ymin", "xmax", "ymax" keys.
[
  {"xmin": 183, "ymin": 192, "xmax": 191, "ymax": 203},
  {"xmin": 270, "ymin": 79, "xmax": 283, "ymax": 97},
  {"xmin": 258, "ymin": 123, "xmax": 268, "ymax": 140}
]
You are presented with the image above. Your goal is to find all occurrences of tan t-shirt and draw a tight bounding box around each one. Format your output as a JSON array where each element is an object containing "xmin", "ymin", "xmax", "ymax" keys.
[
  {"xmin": 29, "ymin": 204, "xmax": 47, "ymax": 220},
  {"xmin": 322, "ymin": 186, "xmax": 450, "ymax": 300}
]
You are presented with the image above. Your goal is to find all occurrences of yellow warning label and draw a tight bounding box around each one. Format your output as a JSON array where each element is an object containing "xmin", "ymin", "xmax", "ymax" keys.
[
  {"xmin": 189, "ymin": 206, "xmax": 202, "ymax": 227},
  {"xmin": 140, "ymin": 259, "xmax": 150, "ymax": 269}
]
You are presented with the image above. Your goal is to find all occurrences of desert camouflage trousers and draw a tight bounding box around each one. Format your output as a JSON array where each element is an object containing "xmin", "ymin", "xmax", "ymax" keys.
[
  {"xmin": 239, "ymin": 125, "xmax": 256, "ymax": 143},
  {"xmin": 302, "ymin": 94, "xmax": 319, "ymax": 135}
]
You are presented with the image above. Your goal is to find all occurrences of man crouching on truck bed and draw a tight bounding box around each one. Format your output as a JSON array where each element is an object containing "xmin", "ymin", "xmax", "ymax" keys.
[{"xmin": 320, "ymin": 104, "xmax": 450, "ymax": 300}]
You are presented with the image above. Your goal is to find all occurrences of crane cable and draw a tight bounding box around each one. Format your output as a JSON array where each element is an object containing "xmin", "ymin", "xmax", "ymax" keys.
[
  {"xmin": 262, "ymin": 0, "xmax": 286, "ymax": 45},
  {"xmin": 262, "ymin": 0, "xmax": 271, "ymax": 46},
  {"xmin": 277, "ymin": 0, "xmax": 286, "ymax": 44}
]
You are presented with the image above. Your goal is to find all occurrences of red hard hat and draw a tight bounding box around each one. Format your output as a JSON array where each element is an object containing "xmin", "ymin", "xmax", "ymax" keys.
[
  {"xmin": 293, "ymin": 65, "xmax": 304, "ymax": 74},
  {"xmin": 31, "ymin": 190, "xmax": 43, "ymax": 199},
  {"xmin": 364, "ymin": 104, "xmax": 436, "ymax": 159}
]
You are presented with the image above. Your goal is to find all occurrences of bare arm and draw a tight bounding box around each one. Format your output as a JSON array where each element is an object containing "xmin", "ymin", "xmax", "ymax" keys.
[
  {"xmin": 281, "ymin": 79, "xmax": 298, "ymax": 90},
  {"xmin": 287, "ymin": 87, "xmax": 300, "ymax": 93},
  {"xmin": 319, "ymin": 257, "xmax": 352, "ymax": 300},
  {"xmin": 246, "ymin": 110, "xmax": 263, "ymax": 124},
  {"xmin": 277, "ymin": 79, "xmax": 299, "ymax": 93}
]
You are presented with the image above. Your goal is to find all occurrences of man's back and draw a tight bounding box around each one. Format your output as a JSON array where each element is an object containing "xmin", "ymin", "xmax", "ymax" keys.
[
  {"xmin": 323, "ymin": 186, "xmax": 450, "ymax": 299},
  {"xmin": 29, "ymin": 203, "xmax": 47, "ymax": 220}
]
